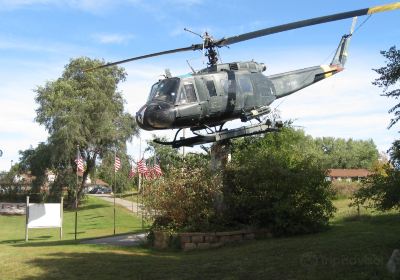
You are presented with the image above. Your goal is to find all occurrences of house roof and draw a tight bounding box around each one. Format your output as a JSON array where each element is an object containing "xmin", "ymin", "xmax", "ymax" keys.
[{"xmin": 327, "ymin": 169, "xmax": 371, "ymax": 178}]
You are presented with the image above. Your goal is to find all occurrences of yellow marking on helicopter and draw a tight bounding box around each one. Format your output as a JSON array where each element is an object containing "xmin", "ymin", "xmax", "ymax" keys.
[
  {"xmin": 368, "ymin": 2, "xmax": 400, "ymax": 15},
  {"xmin": 321, "ymin": 65, "xmax": 334, "ymax": 78}
]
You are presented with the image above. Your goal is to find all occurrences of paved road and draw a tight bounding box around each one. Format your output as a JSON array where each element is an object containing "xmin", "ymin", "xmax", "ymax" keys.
[
  {"xmin": 89, "ymin": 194, "xmax": 143, "ymax": 214},
  {"xmin": 81, "ymin": 232, "xmax": 147, "ymax": 247}
]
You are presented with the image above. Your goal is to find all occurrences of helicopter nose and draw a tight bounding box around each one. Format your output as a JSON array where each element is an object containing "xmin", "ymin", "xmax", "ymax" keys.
[
  {"xmin": 136, "ymin": 103, "xmax": 175, "ymax": 130},
  {"xmin": 136, "ymin": 106, "xmax": 147, "ymax": 129}
]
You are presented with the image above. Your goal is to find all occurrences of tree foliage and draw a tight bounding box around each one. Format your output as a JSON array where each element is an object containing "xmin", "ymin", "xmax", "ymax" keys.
[
  {"xmin": 31, "ymin": 57, "xmax": 138, "ymax": 205},
  {"xmin": 314, "ymin": 137, "xmax": 378, "ymax": 169},
  {"xmin": 352, "ymin": 164, "xmax": 400, "ymax": 211},
  {"xmin": 351, "ymin": 47, "xmax": 400, "ymax": 211},
  {"xmin": 373, "ymin": 46, "xmax": 400, "ymax": 128},
  {"xmin": 145, "ymin": 136, "xmax": 210, "ymax": 175},
  {"xmin": 97, "ymin": 150, "xmax": 134, "ymax": 193},
  {"xmin": 224, "ymin": 128, "xmax": 336, "ymax": 236}
]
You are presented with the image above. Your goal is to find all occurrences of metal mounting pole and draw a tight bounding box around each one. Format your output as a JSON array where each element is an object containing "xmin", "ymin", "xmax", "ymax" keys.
[
  {"xmin": 75, "ymin": 145, "xmax": 79, "ymax": 240},
  {"xmin": 25, "ymin": 196, "xmax": 29, "ymax": 242},
  {"xmin": 113, "ymin": 150, "xmax": 116, "ymax": 235}
]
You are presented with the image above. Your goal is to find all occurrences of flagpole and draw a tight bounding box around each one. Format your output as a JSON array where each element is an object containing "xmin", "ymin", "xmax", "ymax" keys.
[
  {"xmin": 75, "ymin": 145, "xmax": 79, "ymax": 241},
  {"xmin": 131, "ymin": 160, "xmax": 134, "ymax": 213},
  {"xmin": 138, "ymin": 136, "xmax": 142, "ymax": 193},
  {"xmin": 113, "ymin": 150, "xmax": 116, "ymax": 236}
]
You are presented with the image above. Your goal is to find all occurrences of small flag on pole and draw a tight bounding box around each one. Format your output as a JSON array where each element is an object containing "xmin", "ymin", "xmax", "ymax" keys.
[
  {"xmin": 137, "ymin": 158, "xmax": 148, "ymax": 176},
  {"xmin": 75, "ymin": 157, "xmax": 84, "ymax": 173},
  {"xmin": 129, "ymin": 164, "xmax": 136, "ymax": 179},
  {"xmin": 114, "ymin": 156, "xmax": 121, "ymax": 172},
  {"xmin": 153, "ymin": 164, "xmax": 162, "ymax": 177}
]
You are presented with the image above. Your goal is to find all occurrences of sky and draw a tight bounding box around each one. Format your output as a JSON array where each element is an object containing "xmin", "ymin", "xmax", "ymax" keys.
[{"xmin": 0, "ymin": 0, "xmax": 399, "ymax": 171}]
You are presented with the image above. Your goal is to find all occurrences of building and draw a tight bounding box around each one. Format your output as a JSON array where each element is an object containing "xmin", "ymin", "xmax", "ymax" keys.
[{"xmin": 327, "ymin": 169, "xmax": 372, "ymax": 182}]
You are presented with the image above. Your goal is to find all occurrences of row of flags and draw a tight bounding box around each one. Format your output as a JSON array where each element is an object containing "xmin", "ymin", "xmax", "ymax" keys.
[
  {"xmin": 128, "ymin": 158, "xmax": 163, "ymax": 180},
  {"xmin": 75, "ymin": 154, "xmax": 163, "ymax": 179}
]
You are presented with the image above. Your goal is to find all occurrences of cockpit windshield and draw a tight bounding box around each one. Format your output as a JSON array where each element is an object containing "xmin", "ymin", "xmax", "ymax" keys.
[{"xmin": 147, "ymin": 78, "xmax": 180, "ymax": 104}]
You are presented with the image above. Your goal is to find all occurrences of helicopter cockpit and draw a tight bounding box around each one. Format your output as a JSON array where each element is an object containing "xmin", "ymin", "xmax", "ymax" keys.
[{"xmin": 147, "ymin": 78, "xmax": 180, "ymax": 104}]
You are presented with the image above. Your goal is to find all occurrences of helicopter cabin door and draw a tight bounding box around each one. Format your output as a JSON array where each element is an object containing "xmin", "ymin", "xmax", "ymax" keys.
[{"xmin": 175, "ymin": 80, "xmax": 202, "ymax": 126}]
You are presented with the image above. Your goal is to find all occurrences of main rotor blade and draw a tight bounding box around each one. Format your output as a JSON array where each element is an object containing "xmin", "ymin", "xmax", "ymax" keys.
[
  {"xmin": 218, "ymin": 2, "xmax": 400, "ymax": 46},
  {"xmin": 84, "ymin": 45, "xmax": 197, "ymax": 71}
]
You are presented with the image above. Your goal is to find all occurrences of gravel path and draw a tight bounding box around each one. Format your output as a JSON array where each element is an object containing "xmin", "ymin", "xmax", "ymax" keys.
[{"xmin": 90, "ymin": 194, "xmax": 143, "ymax": 214}]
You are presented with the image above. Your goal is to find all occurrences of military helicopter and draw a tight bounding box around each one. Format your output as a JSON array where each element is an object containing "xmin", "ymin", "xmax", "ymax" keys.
[{"xmin": 88, "ymin": 2, "xmax": 400, "ymax": 148}]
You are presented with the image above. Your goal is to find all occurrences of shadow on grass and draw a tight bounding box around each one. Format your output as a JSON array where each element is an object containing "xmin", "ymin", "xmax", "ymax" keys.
[
  {"xmin": 75, "ymin": 203, "xmax": 108, "ymax": 211},
  {"xmin": 16, "ymin": 242, "xmax": 393, "ymax": 280},
  {"xmin": 339, "ymin": 212, "xmax": 400, "ymax": 224},
  {"xmin": 1, "ymin": 239, "xmax": 79, "ymax": 247},
  {"xmin": 20, "ymin": 251, "xmax": 188, "ymax": 280}
]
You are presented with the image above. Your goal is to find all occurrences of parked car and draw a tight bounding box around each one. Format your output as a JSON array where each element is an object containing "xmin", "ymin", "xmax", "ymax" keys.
[{"xmin": 89, "ymin": 186, "xmax": 112, "ymax": 194}]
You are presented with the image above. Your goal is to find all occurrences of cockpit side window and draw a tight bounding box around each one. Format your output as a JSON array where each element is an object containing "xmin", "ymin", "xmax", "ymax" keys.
[
  {"xmin": 150, "ymin": 78, "xmax": 179, "ymax": 103},
  {"xmin": 178, "ymin": 87, "xmax": 187, "ymax": 104},
  {"xmin": 183, "ymin": 83, "xmax": 197, "ymax": 103},
  {"xmin": 147, "ymin": 82, "xmax": 159, "ymax": 102}
]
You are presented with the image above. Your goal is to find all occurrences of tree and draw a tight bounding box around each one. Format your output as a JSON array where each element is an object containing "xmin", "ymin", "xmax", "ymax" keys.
[
  {"xmin": 144, "ymin": 136, "xmax": 210, "ymax": 175},
  {"xmin": 33, "ymin": 57, "xmax": 138, "ymax": 206},
  {"xmin": 314, "ymin": 137, "xmax": 378, "ymax": 169},
  {"xmin": 373, "ymin": 46, "xmax": 400, "ymax": 128},
  {"xmin": 97, "ymin": 150, "xmax": 133, "ymax": 193},
  {"xmin": 351, "ymin": 47, "xmax": 400, "ymax": 211},
  {"xmin": 145, "ymin": 136, "xmax": 182, "ymax": 176}
]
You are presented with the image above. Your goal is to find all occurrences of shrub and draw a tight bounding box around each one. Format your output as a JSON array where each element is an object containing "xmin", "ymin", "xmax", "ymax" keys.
[
  {"xmin": 331, "ymin": 181, "xmax": 361, "ymax": 199},
  {"xmin": 142, "ymin": 167, "xmax": 223, "ymax": 232},
  {"xmin": 224, "ymin": 129, "xmax": 336, "ymax": 236}
]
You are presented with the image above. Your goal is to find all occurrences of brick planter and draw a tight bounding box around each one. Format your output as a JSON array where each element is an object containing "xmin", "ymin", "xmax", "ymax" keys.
[{"xmin": 153, "ymin": 229, "xmax": 271, "ymax": 251}]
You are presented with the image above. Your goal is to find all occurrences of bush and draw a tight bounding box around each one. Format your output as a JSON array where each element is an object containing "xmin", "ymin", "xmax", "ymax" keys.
[
  {"xmin": 142, "ymin": 167, "xmax": 223, "ymax": 232},
  {"xmin": 224, "ymin": 129, "xmax": 336, "ymax": 236},
  {"xmin": 331, "ymin": 181, "xmax": 361, "ymax": 199}
]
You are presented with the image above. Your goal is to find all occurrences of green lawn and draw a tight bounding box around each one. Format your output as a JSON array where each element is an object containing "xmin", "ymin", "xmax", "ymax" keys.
[{"xmin": 1, "ymin": 197, "xmax": 399, "ymax": 279}]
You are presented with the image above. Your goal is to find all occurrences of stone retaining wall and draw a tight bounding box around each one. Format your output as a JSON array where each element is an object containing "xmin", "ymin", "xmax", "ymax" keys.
[
  {"xmin": 0, "ymin": 203, "xmax": 26, "ymax": 215},
  {"xmin": 153, "ymin": 229, "xmax": 271, "ymax": 251}
]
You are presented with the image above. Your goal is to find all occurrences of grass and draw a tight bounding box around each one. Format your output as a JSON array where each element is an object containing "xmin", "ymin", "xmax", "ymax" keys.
[{"xmin": 1, "ymin": 197, "xmax": 399, "ymax": 279}]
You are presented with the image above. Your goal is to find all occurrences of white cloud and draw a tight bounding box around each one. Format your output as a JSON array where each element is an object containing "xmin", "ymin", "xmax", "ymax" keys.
[
  {"xmin": 0, "ymin": 0, "xmax": 52, "ymax": 9},
  {"xmin": 92, "ymin": 33, "xmax": 135, "ymax": 44}
]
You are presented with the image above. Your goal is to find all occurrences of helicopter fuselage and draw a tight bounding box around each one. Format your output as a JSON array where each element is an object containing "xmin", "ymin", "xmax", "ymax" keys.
[{"xmin": 136, "ymin": 59, "xmax": 342, "ymax": 131}]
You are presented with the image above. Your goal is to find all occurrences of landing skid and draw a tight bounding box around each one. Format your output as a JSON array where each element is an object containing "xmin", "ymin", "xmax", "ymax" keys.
[{"xmin": 154, "ymin": 120, "xmax": 283, "ymax": 148}]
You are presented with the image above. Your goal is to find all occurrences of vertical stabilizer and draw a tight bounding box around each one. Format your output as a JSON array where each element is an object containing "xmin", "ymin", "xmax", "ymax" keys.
[{"xmin": 330, "ymin": 17, "xmax": 357, "ymax": 67}]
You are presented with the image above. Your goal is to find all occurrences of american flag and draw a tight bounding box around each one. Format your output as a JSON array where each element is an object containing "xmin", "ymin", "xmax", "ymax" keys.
[
  {"xmin": 129, "ymin": 164, "xmax": 136, "ymax": 179},
  {"xmin": 153, "ymin": 163, "xmax": 163, "ymax": 177},
  {"xmin": 137, "ymin": 158, "xmax": 148, "ymax": 175},
  {"xmin": 114, "ymin": 156, "xmax": 121, "ymax": 172},
  {"xmin": 74, "ymin": 157, "xmax": 84, "ymax": 173}
]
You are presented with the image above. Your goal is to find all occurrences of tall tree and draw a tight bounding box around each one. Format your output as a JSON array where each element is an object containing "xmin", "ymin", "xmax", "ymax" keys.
[
  {"xmin": 373, "ymin": 46, "xmax": 400, "ymax": 128},
  {"xmin": 34, "ymin": 57, "xmax": 138, "ymax": 206},
  {"xmin": 351, "ymin": 47, "xmax": 400, "ymax": 211}
]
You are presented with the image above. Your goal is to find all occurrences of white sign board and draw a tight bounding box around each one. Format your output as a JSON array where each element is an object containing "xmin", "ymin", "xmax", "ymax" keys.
[
  {"xmin": 27, "ymin": 203, "xmax": 62, "ymax": 228},
  {"xmin": 25, "ymin": 196, "xmax": 63, "ymax": 241}
]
